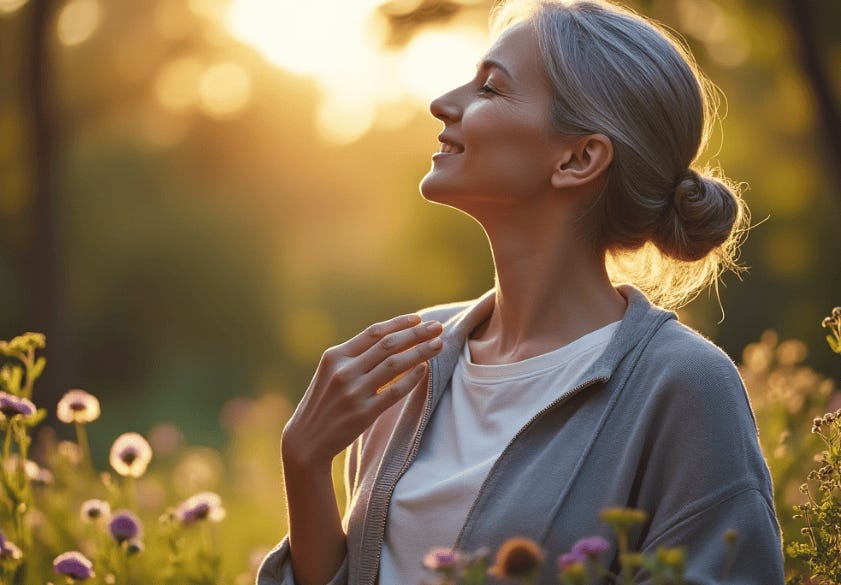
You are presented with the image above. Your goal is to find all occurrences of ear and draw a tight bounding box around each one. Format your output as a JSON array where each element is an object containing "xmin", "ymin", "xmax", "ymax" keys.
[{"xmin": 550, "ymin": 134, "xmax": 613, "ymax": 190}]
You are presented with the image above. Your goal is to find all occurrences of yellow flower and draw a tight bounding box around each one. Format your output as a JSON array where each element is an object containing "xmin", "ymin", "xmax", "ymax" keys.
[
  {"xmin": 599, "ymin": 507, "xmax": 648, "ymax": 531},
  {"xmin": 109, "ymin": 432, "xmax": 153, "ymax": 478},
  {"xmin": 57, "ymin": 389, "xmax": 101, "ymax": 424},
  {"xmin": 488, "ymin": 537, "xmax": 544, "ymax": 580}
]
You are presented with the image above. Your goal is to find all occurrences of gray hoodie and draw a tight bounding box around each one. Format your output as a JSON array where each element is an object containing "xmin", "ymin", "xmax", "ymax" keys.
[{"xmin": 257, "ymin": 284, "xmax": 785, "ymax": 585}]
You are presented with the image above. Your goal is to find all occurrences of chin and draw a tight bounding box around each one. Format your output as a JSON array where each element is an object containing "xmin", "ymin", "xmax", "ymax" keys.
[{"xmin": 419, "ymin": 170, "xmax": 464, "ymax": 203}]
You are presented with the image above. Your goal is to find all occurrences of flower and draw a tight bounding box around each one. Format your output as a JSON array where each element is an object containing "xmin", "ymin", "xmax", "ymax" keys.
[
  {"xmin": 0, "ymin": 531, "xmax": 22, "ymax": 561},
  {"xmin": 175, "ymin": 491, "xmax": 226, "ymax": 526},
  {"xmin": 0, "ymin": 332, "xmax": 45, "ymax": 356},
  {"xmin": 57, "ymin": 389, "xmax": 101, "ymax": 424},
  {"xmin": 0, "ymin": 392, "xmax": 36, "ymax": 419},
  {"xmin": 599, "ymin": 507, "xmax": 648, "ymax": 531},
  {"xmin": 422, "ymin": 547, "xmax": 463, "ymax": 574},
  {"xmin": 108, "ymin": 510, "xmax": 142, "ymax": 543},
  {"xmin": 80, "ymin": 499, "xmax": 111, "ymax": 522},
  {"xmin": 557, "ymin": 551, "xmax": 586, "ymax": 570},
  {"xmin": 109, "ymin": 432, "xmax": 152, "ymax": 478},
  {"xmin": 125, "ymin": 539, "xmax": 144, "ymax": 555},
  {"xmin": 488, "ymin": 536, "xmax": 544, "ymax": 579},
  {"xmin": 570, "ymin": 536, "xmax": 609, "ymax": 558},
  {"xmin": 53, "ymin": 551, "xmax": 95, "ymax": 580},
  {"xmin": 24, "ymin": 459, "xmax": 53, "ymax": 485}
]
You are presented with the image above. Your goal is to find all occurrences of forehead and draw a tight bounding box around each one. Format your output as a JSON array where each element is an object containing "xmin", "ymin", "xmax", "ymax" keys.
[{"xmin": 480, "ymin": 20, "xmax": 545, "ymax": 84}]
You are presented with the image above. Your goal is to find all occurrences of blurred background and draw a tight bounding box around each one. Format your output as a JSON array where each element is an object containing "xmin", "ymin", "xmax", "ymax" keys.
[{"xmin": 1, "ymin": 0, "xmax": 840, "ymax": 479}]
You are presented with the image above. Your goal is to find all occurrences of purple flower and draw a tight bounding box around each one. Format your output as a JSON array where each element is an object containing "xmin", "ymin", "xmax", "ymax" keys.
[
  {"xmin": 571, "ymin": 536, "xmax": 610, "ymax": 558},
  {"xmin": 558, "ymin": 551, "xmax": 587, "ymax": 570},
  {"xmin": 53, "ymin": 551, "xmax": 95, "ymax": 580},
  {"xmin": 108, "ymin": 510, "xmax": 142, "ymax": 543},
  {"xmin": 0, "ymin": 392, "xmax": 36, "ymax": 419},
  {"xmin": 57, "ymin": 389, "xmax": 100, "ymax": 424},
  {"xmin": 422, "ymin": 547, "xmax": 462, "ymax": 573},
  {"xmin": 109, "ymin": 432, "xmax": 152, "ymax": 478},
  {"xmin": 0, "ymin": 531, "xmax": 22, "ymax": 561},
  {"xmin": 176, "ymin": 491, "xmax": 226, "ymax": 526},
  {"xmin": 80, "ymin": 499, "xmax": 111, "ymax": 522}
]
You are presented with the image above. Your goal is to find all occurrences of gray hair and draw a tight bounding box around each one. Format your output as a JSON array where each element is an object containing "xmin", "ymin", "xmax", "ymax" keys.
[{"xmin": 490, "ymin": 0, "xmax": 750, "ymax": 309}]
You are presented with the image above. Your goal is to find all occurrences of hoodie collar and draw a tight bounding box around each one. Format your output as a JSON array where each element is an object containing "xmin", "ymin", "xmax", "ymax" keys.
[{"xmin": 429, "ymin": 284, "xmax": 677, "ymax": 410}]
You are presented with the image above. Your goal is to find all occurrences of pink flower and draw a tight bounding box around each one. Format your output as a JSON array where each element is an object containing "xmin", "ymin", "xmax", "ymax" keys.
[
  {"xmin": 0, "ymin": 531, "xmax": 22, "ymax": 561},
  {"xmin": 109, "ymin": 432, "xmax": 152, "ymax": 478},
  {"xmin": 80, "ymin": 499, "xmax": 111, "ymax": 522},
  {"xmin": 176, "ymin": 492, "xmax": 226, "ymax": 526},
  {"xmin": 57, "ymin": 389, "xmax": 100, "ymax": 424},
  {"xmin": 571, "ymin": 536, "xmax": 609, "ymax": 558},
  {"xmin": 558, "ymin": 551, "xmax": 586, "ymax": 570}
]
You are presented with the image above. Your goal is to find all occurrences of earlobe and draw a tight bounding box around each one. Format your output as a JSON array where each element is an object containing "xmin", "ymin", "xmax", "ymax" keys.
[{"xmin": 551, "ymin": 134, "xmax": 613, "ymax": 190}]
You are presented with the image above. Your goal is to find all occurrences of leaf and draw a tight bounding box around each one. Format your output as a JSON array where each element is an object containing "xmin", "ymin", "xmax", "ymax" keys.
[{"xmin": 826, "ymin": 334, "xmax": 841, "ymax": 354}]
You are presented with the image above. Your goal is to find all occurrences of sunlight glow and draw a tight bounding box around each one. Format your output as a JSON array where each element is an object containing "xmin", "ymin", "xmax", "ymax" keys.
[
  {"xmin": 57, "ymin": 0, "xmax": 100, "ymax": 47},
  {"xmin": 0, "ymin": 0, "xmax": 28, "ymax": 15},
  {"xmin": 198, "ymin": 62, "xmax": 253, "ymax": 120},
  {"xmin": 225, "ymin": 0, "xmax": 488, "ymax": 144},
  {"xmin": 154, "ymin": 57, "xmax": 203, "ymax": 111}
]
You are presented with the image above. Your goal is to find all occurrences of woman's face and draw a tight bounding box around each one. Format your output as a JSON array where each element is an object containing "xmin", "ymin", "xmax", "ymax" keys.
[{"xmin": 419, "ymin": 19, "xmax": 568, "ymax": 211}]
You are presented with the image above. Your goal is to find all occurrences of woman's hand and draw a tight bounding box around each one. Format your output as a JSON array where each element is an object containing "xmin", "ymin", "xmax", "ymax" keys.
[{"xmin": 282, "ymin": 313, "xmax": 444, "ymax": 469}]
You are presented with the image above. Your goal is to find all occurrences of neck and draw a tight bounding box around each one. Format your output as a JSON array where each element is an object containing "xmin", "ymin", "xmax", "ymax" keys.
[{"xmin": 469, "ymin": 204, "xmax": 627, "ymax": 365}]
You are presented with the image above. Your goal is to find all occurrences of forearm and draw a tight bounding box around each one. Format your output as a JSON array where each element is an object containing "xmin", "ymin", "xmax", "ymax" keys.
[{"xmin": 282, "ymin": 442, "xmax": 347, "ymax": 585}]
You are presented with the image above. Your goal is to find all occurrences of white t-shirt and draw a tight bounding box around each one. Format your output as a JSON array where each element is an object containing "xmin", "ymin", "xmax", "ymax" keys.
[{"xmin": 378, "ymin": 320, "xmax": 621, "ymax": 585}]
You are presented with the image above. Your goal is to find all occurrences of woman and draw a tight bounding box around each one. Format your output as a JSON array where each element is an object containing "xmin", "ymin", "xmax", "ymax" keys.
[{"xmin": 258, "ymin": 1, "xmax": 784, "ymax": 584}]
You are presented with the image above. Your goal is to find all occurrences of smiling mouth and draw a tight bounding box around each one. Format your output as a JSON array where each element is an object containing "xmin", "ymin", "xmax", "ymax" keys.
[{"xmin": 438, "ymin": 142, "xmax": 464, "ymax": 154}]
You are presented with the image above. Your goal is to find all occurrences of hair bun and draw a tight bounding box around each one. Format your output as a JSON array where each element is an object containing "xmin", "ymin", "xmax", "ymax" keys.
[{"xmin": 654, "ymin": 169, "xmax": 739, "ymax": 262}]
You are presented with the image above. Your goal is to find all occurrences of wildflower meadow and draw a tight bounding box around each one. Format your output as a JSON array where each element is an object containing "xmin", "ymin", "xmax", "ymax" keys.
[{"xmin": 1, "ymin": 308, "xmax": 841, "ymax": 584}]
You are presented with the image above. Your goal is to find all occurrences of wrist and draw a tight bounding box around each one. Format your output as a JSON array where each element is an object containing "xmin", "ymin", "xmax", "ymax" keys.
[{"xmin": 281, "ymin": 430, "xmax": 332, "ymax": 474}]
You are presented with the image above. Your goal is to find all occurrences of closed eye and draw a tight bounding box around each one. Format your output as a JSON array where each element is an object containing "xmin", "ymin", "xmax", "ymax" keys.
[{"xmin": 478, "ymin": 82, "xmax": 497, "ymax": 96}]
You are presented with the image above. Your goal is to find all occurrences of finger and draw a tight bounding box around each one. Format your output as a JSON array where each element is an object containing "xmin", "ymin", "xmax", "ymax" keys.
[
  {"xmin": 369, "ymin": 362, "xmax": 428, "ymax": 413},
  {"xmin": 365, "ymin": 337, "xmax": 443, "ymax": 390},
  {"xmin": 340, "ymin": 313, "xmax": 422, "ymax": 357},
  {"xmin": 353, "ymin": 320, "xmax": 443, "ymax": 373}
]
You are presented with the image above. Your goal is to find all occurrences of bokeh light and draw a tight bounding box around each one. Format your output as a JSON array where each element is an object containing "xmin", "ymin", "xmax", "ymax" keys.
[
  {"xmin": 57, "ymin": 0, "xmax": 101, "ymax": 47},
  {"xmin": 197, "ymin": 62, "xmax": 253, "ymax": 120},
  {"xmin": 0, "ymin": 0, "xmax": 27, "ymax": 15}
]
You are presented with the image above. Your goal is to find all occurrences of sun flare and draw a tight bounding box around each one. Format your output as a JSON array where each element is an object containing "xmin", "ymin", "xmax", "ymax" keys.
[{"xmin": 225, "ymin": 0, "xmax": 488, "ymax": 144}]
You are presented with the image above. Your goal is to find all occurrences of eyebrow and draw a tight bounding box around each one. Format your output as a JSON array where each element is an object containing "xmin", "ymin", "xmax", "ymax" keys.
[{"xmin": 476, "ymin": 58, "xmax": 515, "ymax": 82}]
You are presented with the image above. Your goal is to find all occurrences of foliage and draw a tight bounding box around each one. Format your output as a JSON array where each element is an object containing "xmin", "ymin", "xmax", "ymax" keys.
[
  {"xmin": 0, "ymin": 332, "xmax": 274, "ymax": 585},
  {"xmin": 419, "ymin": 508, "xmax": 694, "ymax": 585},
  {"xmin": 785, "ymin": 307, "xmax": 841, "ymax": 584}
]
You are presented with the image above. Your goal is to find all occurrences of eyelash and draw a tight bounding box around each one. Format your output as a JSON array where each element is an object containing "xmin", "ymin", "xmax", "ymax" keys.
[{"xmin": 478, "ymin": 82, "xmax": 497, "ymax": 96}]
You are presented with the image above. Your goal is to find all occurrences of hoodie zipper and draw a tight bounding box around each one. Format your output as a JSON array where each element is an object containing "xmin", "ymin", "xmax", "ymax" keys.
[
  {"xmin": 452, "ymin": 374, "xmax": 608, "ymax": 549},
  {"xmin": 367, "ymin": 358, "xmax": 437, "ymax": 585}
]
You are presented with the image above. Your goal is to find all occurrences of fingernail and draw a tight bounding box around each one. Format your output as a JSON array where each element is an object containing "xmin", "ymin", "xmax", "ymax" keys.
[
  {"xmin": 429, "ymin": 337, "xmax": 443, "ymax": 349},
  {"xmin": 425, "ymin": 321, "xmax": 442, "ymax": 332},
  {"xmin": 408, "ymin": 314, "xmax": 421, "ymax": 324}
]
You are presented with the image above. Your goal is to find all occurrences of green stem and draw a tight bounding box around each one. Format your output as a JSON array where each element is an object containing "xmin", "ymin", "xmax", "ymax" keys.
[
  {"xmin": 75, "ymin": 422, "xmax": 93, "ymax": 473},
  {"xmin": 125, "ymin": 477, "xmax": 136, "ymax": 509},
  {"xmin": 20, "ymin": 350, "xmax": 34, "ymax": 399},
  {"xmin": 3, "ymin": 425, "xmax": 11, "ymax": 462}
]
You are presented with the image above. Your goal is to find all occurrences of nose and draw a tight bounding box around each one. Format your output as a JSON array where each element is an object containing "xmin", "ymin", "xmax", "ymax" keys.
[{"xmin": 429, "ymin": 87, "xmax": 462, "ymax": 123}]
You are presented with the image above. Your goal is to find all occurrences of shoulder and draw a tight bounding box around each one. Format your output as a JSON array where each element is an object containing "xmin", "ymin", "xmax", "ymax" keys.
[
  {"xmin": 629, "ymin": 318, "xmax": 757, "ymax": 432},
  {"xmin": 416, "ymin": 298, "xmax": 476, "ymax": 324},
  {"xmin": 639, "ymin": 318, "xmax": 744, "ymax": 392}
]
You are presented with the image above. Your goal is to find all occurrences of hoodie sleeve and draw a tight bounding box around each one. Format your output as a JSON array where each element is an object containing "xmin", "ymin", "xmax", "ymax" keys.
[
  {"xmin": 636, "ymin": 487, "xmax": 784, "ymax": 585},
  {"xmin": 255, "ymin": 436, "xmax": 362, "ymax": 585},
  {"xmin": 256, "ymin": 535, "xmax": 349, "ymax": 585}
]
